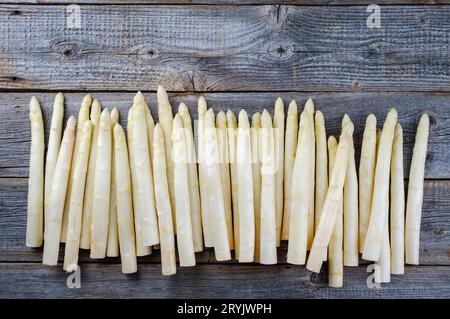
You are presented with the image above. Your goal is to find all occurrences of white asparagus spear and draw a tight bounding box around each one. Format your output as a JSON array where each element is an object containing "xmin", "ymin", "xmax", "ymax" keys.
[
  {"xmin": 130, "ymin": 99, "xmax": 159, "ymax": 247},
  {"xmin": 390, "ymin": 124, "xmax": 405, "ymax": 274},
  {"xmin": 287, "ymin": 110, "xmax": 312, "ymax": 265},
  {"xmin": 315, "ymin": 110, "xmax": 328, "ymax": 231},
  {"xmin": 306, "ymin": 121, "xmax": 353, "ymax": 273},
  {"xmin": 153, "ymin": 124, "xmax": 176, "ymax": 275},
  {"xmin": 90, "ymin": 109, "xmax": 112, "ymax": 259},
  {"xmin": 216, "ymin": 111, "xmax": 234, "ymax": 250},
  {"xmin": 237, "ymin": 110, "xmax": 255, "ymax": 262},
  {"xmin": 127, "ymin": 106, "xmax": 151, "ymax": 256},
  {"xmin": 251, "ymin": 112, "xmax": 262, "ymax": 262},
  {"xmin": 26, "ymin": 97, "xmax": 45, "ymax": 247},
  {"xmin": 373, "ymin": 129, "xmax": 383, "ymax": 283},
  {"xmin": 327, "ymin": 136, "xmax": 343, "ymax": 288},
  {"xmin": 61, "ymin": 95, "xmax": 91, "ymax": 243},
  {"xmin": 113, "ymin": 124, "xmax": 138, "ymax": 274},
  {"xmin": 80, "ymin": 99, "xmax": 101, "ymax": 249},
  {"xmin": 358, "ymin": 114, "xmax": 377, "ymax": 252},
  {"xmin": 281, "ymin": 101, "xmax": 298, "ymax": 240},
  {"xmin": 63, "ymin": 121, "xmax": 93, "ymax": 271},
  {"xmin": 260, "ymin": 109, "xmax": 277, "ymax": 265},
  {"xmin": 405, "ymin": 114, "xmax": 430, "ymax": 265},
  {"xmin": 375, "ymin": 197, "xmax": 391, "ymax": 283},
  {"xmin": 342, "ymin": 114, "xmax": 359, "ymax": 266},
  {"xmin": 106, "ymin": 108, "xmax": 120, "ymax": 257},
  {"xmin": 157, "ymin": 85, "xmax": 176, "ymax": 231},
  {"xmin": 363, "ymin": 108, "xmax": 398, "ymax": 261},
  {"xmin": 42, "ymin": 117, "xmax": 76, "ymax": 265},
  {"xmin": 198, "ymin": 96, "xmax": 213, "ymax": 247},
  {"xmin": 273, "ymin": 98, "xmax": 285, "ymax": 246},
  {"xmin": 172, "ymin": 114, "xmax": 196, "ymax": 266},
  {"xmin": 44, "ymin": 93, "xmax": 64, "ymax": 238},
  {"xmin": 132, "ymin": 91, "xmax": 155, "ymax": 164},
  {"xmin": 227, "ymin": 110, "xmax": 240, "ymax": 259},
  {"xmin": 304, "ymin": 99, "xmax": 315, "ymax": 249},
  {"xmin": 179, "ymin": 103, "xmax": 204, "ymax": 252},
  {"xmin": 204, "ymin": 109, "xmax": 231, "ymax": 261},
  {"xmin": 143, "ymin": 99, "xmax": 158, "ymax": 252}
]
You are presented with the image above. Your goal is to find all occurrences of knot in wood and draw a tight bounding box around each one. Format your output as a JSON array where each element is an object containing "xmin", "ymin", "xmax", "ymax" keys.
[
  {"xmin": 137, "ymin": 46, "xmax": 159, "ymax": 60},
  {"xmin": 310, "ymin": 271, "xmax": 322, "ymax": 284},
  {"xmin": 268, "ymin": 42, "xmax": 294, "ymax": 60},
  {"xmin": 53, "ymin": 42, "xmax": 79, "ymax": 59}
]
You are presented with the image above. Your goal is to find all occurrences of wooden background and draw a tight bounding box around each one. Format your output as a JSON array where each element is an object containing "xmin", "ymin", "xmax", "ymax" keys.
[{"xmin": 0, "ymin": 1, "xmax": 449, "ymax": 298}]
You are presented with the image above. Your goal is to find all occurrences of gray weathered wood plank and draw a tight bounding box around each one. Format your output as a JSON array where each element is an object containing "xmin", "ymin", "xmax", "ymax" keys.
[
  {"xmin": 0, "ymin": 92, "xmax": 448, "ymax": 178},
  {"xmin": 0, "ymin": 262, "xmax": 449, "ymax": 298},
  {"xmin": 2, "ymin": 1, "xmax": 450, "ymax": 5},
  {"xmin": 0, "ymin": 5, "xmax": 449, "ymax": 91},
  {"xmin": 2, "ymin": 1, "xmax": 449, "ymax": 4},
  {"xmin": 1, "ymin": 178, "xmax": 448, "ymax": 264}
]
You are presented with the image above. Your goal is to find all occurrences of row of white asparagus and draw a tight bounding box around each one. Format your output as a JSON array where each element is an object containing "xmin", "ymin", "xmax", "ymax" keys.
[{"xmin": 26, "ymin": 87, "xmax": 429, "ymax": 287}]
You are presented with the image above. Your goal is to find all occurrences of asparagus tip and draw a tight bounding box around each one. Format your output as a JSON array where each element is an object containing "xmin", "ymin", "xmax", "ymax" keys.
[
  {"xmin": 327, "ymin": 135, "xmax": 337, "ymax": 148},
  {"xmin": 111, "ymin": 107, "xmax": 119, "ymax": 124},
  {"xmin": 288, "ymin": 100, "xmax": 297, "ymax": 112},
  {"xmin": 134, "ymin": 91, "xmax": 146, "ymax": 105},
  {"xmin": 29, "ymin": 96, "xmax": 41, "ymax": 113},
  {"xmin": 178, "ymin": 102, "xmax": 188, "ymax": 114},
  {"xmin": 251, "ymin": 112, "xmax": 261, "ymax": 127},
  {"xmin": 305, "ymin": 98, "xmax": 314, "ymax": 110}
]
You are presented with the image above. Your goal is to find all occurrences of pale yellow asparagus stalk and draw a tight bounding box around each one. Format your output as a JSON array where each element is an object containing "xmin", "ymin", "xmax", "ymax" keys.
[
  {"xmin": 145, "ymin": 99, "xmax": 157, "ymax": 252},
  {"xmin": 363, "ymin": 108, "xmax": 398, "ymax": 261},
  {"xmin": 342, "ymin": 114, "xmax": 359, "ymax": 266},
  {"xmin": 390, "ymin": 123, "xmax": 405, "ymax": 274},
  {"xmin": 113, "ymin": 124, "xmax": 137, "ymax": 274},
  {"xmin": 157, "ymin": 85, "xmax": 176, "ymax": 231},
  {"xmin": 44, "ymin": 93, "xmax": 64, "ymax": 237},
  {"xmin": 80, "ymin": 100, "xmax": 101, "ymax": 249},
  {"xmin": 130, "ymin": 100, "xmax": 159, "ymax": 247},
  {"xmin": 227, "ymin": 110, "xmax": 239, "ymax": 259},
  {"xmin": 133, "ymin": 91, "xmax": 155, "ymax": 164},
  {"xmin": 216, "ymin": 111, "xmax": 234, "ymax": 250},
  {"xmin": 153, "ymin": 124, "xmax": 176, "ymax": 275},
  {"xmin": 61, "ymin": 95, "xmax": 91, "ymax": 243},
  {"xmin": 315, "ymin": 110, "xmax": 328, "ymax": 231},
  {"xmin": 405, "ymin": 114, "xmax": 430, "ymax": 265},
  {"xmin": 259, "ymin": 109, "xmax": 277, "ymax": 265},
  {"xmin": 26, "ymin": 97, "xmax": 45, "ymax": 247},
  {"xmin": 43, "ymin": 117, "xmax": 76, "ymax": 265},
  {"xmin": 287, "ymin": 110, "xmax": 312, "ymax": 265},
  {"xmin": 127, "ymin": 107, "xmax": 151, "ymax": 256},
  {"xmin": 106, "ymin": 108, "xmax": 120, "ymax": 257},
  {"xmin": 204, "ymin": 109, "xmax": 231, "ymax": 261},
  {"xmin": 358, "ymin": 114, "xmax": 377, "ymax": 252},
  {"xmin": 172, "ymin": 114, "xmax": 196, "ymax": 266},
  {"xmin": 237, "ymin": 110, "xmax": 255, "ymax": 262},
  {"xmin": 306, "ymin": 121, "xmax": 353, "ymax": 273},
  {"xmin": 198, "ymin": 97, "xmax": 214, "ymax": 247},
  {"xmin": 63, "ymin": 121, "xmax": 93, "ymax": 271},
  {"xmin": 90, "ymin": 109, "xmax": 112, "ymax": 259},
  {"xmin": 251, "ymin": 112, "xmax": 262, "ymax": 262},
  {"xmin": 327, "ymin": 136, "xmax": 343, "ymax": 288},
  {"xmin": 179, "ymin": 103, "xmax": 204, "ymax": 252},
  {"xmin": 273, "ymin": 98, "xmax": 285, "ymax": 246},
  {"xmin": 304, "ymin": 98, "xmax": 315, "ymax": 249},
  {"xmin": 281, "ymin": 101, "xmax": 298, "ymax": 240},
  {"xmin": 375, "ymin": 198, "xmax": 391, "ymax": 283}
]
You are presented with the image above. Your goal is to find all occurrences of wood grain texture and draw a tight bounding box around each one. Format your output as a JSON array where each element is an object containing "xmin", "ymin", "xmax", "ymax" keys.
[
  {"xmin": 1, "ymin": 177, "xmax": 448, "ymax": 264},
  {"xmin": 1, "ymin": 1, "xmax": 449, "ymax": 4},
  {"xmin": 0, "ymin": 5, "xmax": 449, "ymax": 91},
  {"xmin": 0, "ymin": 92, "xmax": 448, "ymax": 178},
  {"xmin": 0, "ymin": 262, "xmax": 449, "ymax": 298}
]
